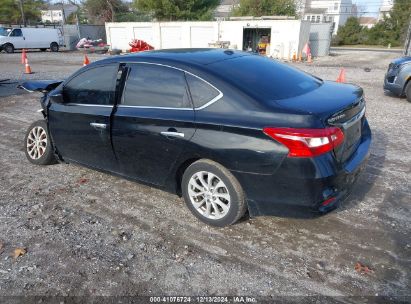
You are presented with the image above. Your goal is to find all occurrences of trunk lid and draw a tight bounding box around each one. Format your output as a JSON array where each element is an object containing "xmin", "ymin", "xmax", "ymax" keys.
[{"xmin": 275, "ymin": 81, "xmax": 366, "ymax": 163}]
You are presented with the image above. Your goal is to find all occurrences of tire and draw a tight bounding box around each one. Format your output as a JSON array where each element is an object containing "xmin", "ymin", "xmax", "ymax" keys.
[
  {"xmin": 182, "ymin": 159, "xmax": 247, "ymax": 227},
  {"xmin": 40, "ymin": 48, "xmax": 47, "ymax": 52},
  {"xmin": 24, "ymin": 120, "xmax": 57, "ymax": 165},
  {"xmin": 50, "ymin": 42, "xmax": 59, "ymax": 52},
  {"xmin": 405, "ymin": 81, "xmax": 411, "ymax": 103},
  {"xmin": 4, "ymin": 43, "xmax": 14, "ymax": 53}
]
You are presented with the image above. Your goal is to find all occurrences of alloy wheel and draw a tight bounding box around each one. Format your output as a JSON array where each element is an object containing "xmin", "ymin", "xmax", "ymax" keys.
[
  {"xmin": 188, "ymin": 171, "xmax": 231, "ymax": 220},
  {"xmin": 26, "ymin": 126, "xmax": 48, "ymax": 160}
]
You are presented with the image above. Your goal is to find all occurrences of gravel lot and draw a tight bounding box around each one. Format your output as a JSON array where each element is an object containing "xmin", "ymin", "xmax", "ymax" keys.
[{"xmin": 0, "ymin": 50, "xmax": 410, "ymax": 300}]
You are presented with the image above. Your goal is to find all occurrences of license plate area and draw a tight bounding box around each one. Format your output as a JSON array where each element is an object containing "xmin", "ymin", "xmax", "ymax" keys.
[{"xmin": 344, "ymin": 119, "xmax": 362, "ymax": 149}]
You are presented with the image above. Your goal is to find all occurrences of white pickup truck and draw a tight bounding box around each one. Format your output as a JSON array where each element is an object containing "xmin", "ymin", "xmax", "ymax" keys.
[{"xmin": 0, "ymin": 27, "xmax": 64, "ymax": 53}]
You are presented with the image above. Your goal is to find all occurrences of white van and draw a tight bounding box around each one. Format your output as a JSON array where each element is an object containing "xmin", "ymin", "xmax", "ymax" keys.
[{"xmin": 0, "ymin": 28, "xmax": 64, "ymax": 53}]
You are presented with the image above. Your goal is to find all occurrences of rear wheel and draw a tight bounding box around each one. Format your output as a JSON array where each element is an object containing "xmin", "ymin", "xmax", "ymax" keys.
[
  {"xmin": 405, "ymin": 81, "xmax": 411, "ymax": 103},
  {"xmin": 182, "ymin": 159, "xmax": 247, "ymax": 227},
  {"xmin": 50, "ymin": 42, "xmax": 59, "ymax": 52},
  {"xmin": 4, "ymin": 43, "xmax": 14, "ymax": 53},
  {"xmin": 24, "ymin": 120, "xmax": 57, "ymax": 165}
]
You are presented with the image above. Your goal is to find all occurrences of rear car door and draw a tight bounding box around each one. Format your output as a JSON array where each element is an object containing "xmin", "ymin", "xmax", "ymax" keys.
[
  {"xmin": 48, "ymin": 63, "xmax": 120, "ymax": 171},
  {"xmin": 112, "ymin": 63, "xmax": 196, "ymax": 186}
]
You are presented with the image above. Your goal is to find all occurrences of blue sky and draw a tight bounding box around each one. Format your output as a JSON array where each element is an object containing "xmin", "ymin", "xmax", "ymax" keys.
[{"xmin": 352, "ymin": 0, "xmax": 384, "ymax": 16}]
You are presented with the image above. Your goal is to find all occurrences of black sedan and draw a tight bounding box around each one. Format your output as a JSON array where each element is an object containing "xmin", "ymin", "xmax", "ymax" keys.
[{"xmin": 21, "ymin": 49, "xmax": 371, "ymax": 227}]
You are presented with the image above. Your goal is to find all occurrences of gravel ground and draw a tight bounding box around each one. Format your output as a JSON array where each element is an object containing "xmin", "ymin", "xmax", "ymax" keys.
[{"xmin": 0, "ymin": 50, "xmax": 410, "ymax": 300}]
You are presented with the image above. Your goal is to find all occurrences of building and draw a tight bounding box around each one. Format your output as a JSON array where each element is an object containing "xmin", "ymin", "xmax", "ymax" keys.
[
  {"xmin": 378, "ymin": 0, "xmax": 393, "ymax": 21},
  {"xmin": 106, "ymin": 19, "xmax": 310, "ymax": 60},
  {"xmin": 358, "ymin": 17, "xmax": 377, "ymax": 29},
  {"xmin": 41, "ymin": 4, "xmax": 78, "ymax": 24},
  {"xmin": 300, "ymin": 0, "xmax": 357, "ymax": 35},
  {"xmin": 214, "ymin": 0, "xmax": 240, "ymax": 20}
]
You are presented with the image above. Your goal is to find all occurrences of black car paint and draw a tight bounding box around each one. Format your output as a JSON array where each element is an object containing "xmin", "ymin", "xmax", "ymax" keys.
[{"xmin": 21, "ymin": 49, "xmax": 371, "ymax": 216}]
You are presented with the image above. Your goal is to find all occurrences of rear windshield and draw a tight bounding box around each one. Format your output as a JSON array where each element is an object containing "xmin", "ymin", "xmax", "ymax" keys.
[{"xmin": 211, "ymin": 55, "xmax": 322, "ymax": 101}]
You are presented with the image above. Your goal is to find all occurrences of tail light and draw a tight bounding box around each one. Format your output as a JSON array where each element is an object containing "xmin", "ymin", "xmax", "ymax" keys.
[{"xmin": 263, "ymin": 127, "xmax": 344, "ymax": 158}]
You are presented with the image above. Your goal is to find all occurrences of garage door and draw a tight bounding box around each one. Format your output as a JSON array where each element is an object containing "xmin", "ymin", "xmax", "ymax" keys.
[
  {"xmin": 190, "ymin": 27, "xmax": 215, "ymax": 48},
  {"xmin": 109, "ymin": 27, "xmax": 130, "ymax": 50},
  {"xmin": 161, "ymin": 27, "xmax": 182, "ymax": 49},
  {"xmin": 133, "ymin": 27, "xmax": 154, "ymax": 45}
]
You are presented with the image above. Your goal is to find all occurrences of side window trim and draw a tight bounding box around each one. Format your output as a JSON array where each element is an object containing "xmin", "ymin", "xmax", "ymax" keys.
[
  {"xmin": 118, "ymin": 62, "xmax": 223, "ymax": 111},
  {"xmin": 62, "ymin": 63, "xmax": 119, "ymax": 106},
  {"xmin": 185, "ymin": 72, "xmax": 223, "ymax": 110}
]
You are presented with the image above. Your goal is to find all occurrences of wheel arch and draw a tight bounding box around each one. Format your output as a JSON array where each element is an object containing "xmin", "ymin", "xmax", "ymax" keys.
[
  {"xmin": 403, "ymin": 75, "xmax": 411, "ymax": 96},
  {"xmin": 174, "ymin": 157, "xmax": 202, "ymax": 196}
]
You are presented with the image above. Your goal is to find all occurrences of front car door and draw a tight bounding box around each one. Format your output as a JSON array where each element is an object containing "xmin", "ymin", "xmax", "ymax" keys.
[
  {"xmin": 112, "ymin": 63, "xmax": 196, "ymax": 186},
  {"xmin": 48, "ymin": 63, "xmax": 120, "ymax": 171},
  {"xmin": 8, "ymin": 29, "xmax": 25, "ymax": 49}
]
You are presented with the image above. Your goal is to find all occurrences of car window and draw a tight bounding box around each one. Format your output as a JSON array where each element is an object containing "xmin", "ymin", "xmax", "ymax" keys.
[
  {"xmin": 122, "ymin": 64, "xmax": 191, "ymax": 108},
  {"xmin": 10, "ymin": 29, "xmax": 22, "ymax": 37},
  {"xmin": 63, "ymin": 65, "xmax": 118, "ymax": 105},
  {"xmin": 211, "ymin": 55, "xmax": 322, "ymax": 101},
  {"xmin": 186, "ymin": 74, "xmax": 220, "ymax": 108}
]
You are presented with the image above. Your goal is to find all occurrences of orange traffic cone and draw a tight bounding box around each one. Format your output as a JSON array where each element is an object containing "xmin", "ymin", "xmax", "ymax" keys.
[
  {"xmin": 21, "ymin": 49, "xmax": 27, "ymax": 64},
  {"xmin": 83, "ymin": 54, "xmax": 90, "ymax": 66},
  {"xmin": 336, "ymin": 68, "xmax": 346, "ymax": 83},
  {"xmin": 292, "ymin": 51, "xmax": 297, "ymax": 62},
  {"xmin": 298, "ymin": 51, "xmax": 302, "ymax": 62},
  {"xmin": 24, "ymin": 57, "xmax": 33, "ymax": 74}
]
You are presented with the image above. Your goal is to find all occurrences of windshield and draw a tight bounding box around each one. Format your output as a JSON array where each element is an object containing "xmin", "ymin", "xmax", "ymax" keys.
[
  {"xmin": 211, "ymin": 55, "xmax": 322, "ymax": 101},
  {"xmin": 0, "ymin": 28, "xmax": 11, "ymax": 36}
]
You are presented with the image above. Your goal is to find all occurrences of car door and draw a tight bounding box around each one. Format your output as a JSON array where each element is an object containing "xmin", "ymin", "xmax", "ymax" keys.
[
  {"xmin": 8, "ymin": 29, "xmax": 25, "ymax": 49},
  {"xmin": 48, "ymin": 63, "xmax": 121, "ymax": 172},
  {"xmin": 111, "ymin": 63, "xmax": 196, "ymax": 186}
]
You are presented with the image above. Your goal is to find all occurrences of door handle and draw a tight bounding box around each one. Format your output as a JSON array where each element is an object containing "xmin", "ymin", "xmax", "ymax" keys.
[
  {"xmin": 90, "ymin": 122, "xmax": 107, "ymax": 130},
  {"xmin": 160, "ymin": 131, "xmax": 185, "ymax": 138}
]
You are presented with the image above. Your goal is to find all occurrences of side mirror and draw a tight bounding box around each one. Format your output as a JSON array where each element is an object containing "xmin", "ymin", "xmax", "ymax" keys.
[{"xmin": 49, "ymin": 92, "xmax": 64, "ymax": 104}]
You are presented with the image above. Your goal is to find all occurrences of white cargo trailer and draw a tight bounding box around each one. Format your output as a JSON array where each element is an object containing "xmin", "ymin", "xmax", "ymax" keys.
[{"xmin": 105, "ymin": 20, "xmax": 310, "ymax": 60}]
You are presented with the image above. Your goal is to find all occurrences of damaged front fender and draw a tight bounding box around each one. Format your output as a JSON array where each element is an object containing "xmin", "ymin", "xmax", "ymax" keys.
[
  {"xmin": 18, "ymin": 80, "xmax": 64, "ymax": 116},
  {"xmin": 18, "ymin": 80, "xmax": 63, "ymax": 93}
]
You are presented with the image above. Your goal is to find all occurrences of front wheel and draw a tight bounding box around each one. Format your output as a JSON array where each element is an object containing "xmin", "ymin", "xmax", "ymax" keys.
[
  {"xmin": 182, "ymin": 159, "xmax": 247, "ymax": 227},
  {"xmin": 24, "ymin": 120, "xmax": 57, "ymax": 165},
  {"xmin": 405, "ymin": 81, "xmax": 411, "ymax": 103},
  {"xmin": 4, "ymin": 43, "xmax": 14, "ymax": 53}
]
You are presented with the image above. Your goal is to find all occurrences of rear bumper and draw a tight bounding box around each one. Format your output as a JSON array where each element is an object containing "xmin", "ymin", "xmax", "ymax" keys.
[{"xmin": 233, "ymin": 120, "xmax": 372, "ymax": 217}]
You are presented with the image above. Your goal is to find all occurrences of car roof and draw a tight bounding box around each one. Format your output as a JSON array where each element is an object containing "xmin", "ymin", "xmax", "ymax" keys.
[{"xmin": 98, "ymin": 48, "xmax": 252, "ymax": 66}]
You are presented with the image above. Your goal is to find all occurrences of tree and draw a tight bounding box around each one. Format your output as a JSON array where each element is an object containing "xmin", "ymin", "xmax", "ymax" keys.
[
  {"xmin": 0, "ymin": 0, "xmax": 45, "ymax": 25},
  {"xmin": 367, "ymin": 0, "xmax": 411, "ymax": 46},
  {"xmin": 134, "ymin": 0, "xmax": 219, "ymax": 21},
  {"xmin": 232, "ymin": 0, "xmax": 296, "ymax": 17},
  {"xmin": 84, "ymin": 0, "xmax": 128, "ymax": 24},
  {"xmin": 334, "ymin": 17, "xmax": 367, "ymax": 45}
]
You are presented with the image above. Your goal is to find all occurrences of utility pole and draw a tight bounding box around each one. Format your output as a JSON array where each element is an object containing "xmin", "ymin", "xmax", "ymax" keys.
[
  {"xmin": 61, "ymin": 0, "xmax": 66, "ymax": 25},
  {"xmin": 18, "ymin": 0, "xmax": 26, "ymax": 27},
  {"xmin": 107, "ymin": 0, "xmax": 115, "ymax": 22},
  {"xmin": 405, "ymin": 15, "xmax": 411, "ymax": 56}
]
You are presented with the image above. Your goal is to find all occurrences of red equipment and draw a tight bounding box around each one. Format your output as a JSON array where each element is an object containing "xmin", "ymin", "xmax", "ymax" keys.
[{"xmin": 129, "ymin": 39, "xmax": 154, "ymax": 53}]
